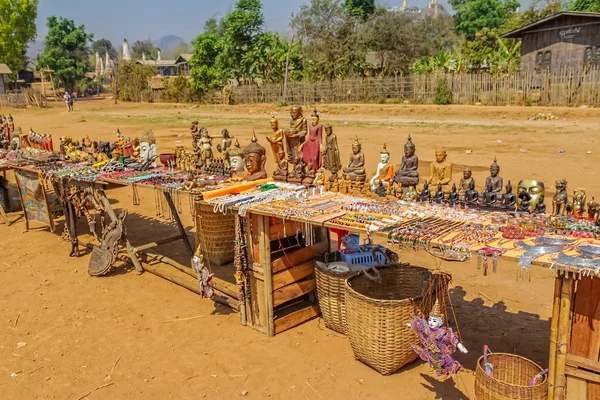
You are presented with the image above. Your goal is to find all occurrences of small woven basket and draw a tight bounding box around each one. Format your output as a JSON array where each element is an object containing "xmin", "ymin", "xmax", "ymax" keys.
[
  {"xmin": 195, "ymin": 202, "xmax": 235, "ymax": 266},
  {"xmin": 345, "ymin": 263, "xmax": 428, "ymax": 375},
  {"xmin": 315, "ymin": 262, "xmax": 353, "ymax": 334},
  {"xmin": 474, "ymin": 353, "xmax": 548, "ymax": 400}
]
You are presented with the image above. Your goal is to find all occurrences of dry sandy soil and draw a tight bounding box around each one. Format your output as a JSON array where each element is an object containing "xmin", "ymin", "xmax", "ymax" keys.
[{"xmin": 1, "ymin": 99, "xmax": 598, "ymax": 399}]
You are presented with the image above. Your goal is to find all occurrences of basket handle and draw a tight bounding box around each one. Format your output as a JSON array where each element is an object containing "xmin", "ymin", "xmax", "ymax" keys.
[
  {"xmin": 361, "ymin": 266, "xmax": 382, "ymax": 283},
  {"xmin": 372, "ymin": 247, "xmax": 389, "ymax": 267}
]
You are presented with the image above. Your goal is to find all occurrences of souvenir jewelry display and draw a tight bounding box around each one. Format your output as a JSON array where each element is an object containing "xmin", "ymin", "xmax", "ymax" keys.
[
  {"xmin": 383, "ymin": 217, "xmax": 465, "ymax": 252},
  {"xmin": 515, "ymin": 241, "xmax": 567, "ymax": 281}
]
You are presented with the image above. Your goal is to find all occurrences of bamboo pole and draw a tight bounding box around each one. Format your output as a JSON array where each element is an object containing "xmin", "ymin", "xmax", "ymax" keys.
[
  {"xmin": 554, "ymin": 275, "xmax": 574, "ymax": 400},
  {"xmin": 548, "ymin": 277, "xmax": 563, "ymax": 400}
]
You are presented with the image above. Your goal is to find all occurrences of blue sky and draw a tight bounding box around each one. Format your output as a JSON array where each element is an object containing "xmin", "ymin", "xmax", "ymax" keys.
[{"xmin": 35, "ymin": 0, "xmax": 452, "ymax": 47}]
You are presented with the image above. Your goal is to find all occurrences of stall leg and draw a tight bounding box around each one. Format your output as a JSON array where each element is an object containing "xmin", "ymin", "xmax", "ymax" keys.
[
  {"xmin": 0, "ymin": 201, "xmax": 9, "ymax": 226},
  {"xmin": 548, "ymin": 277, "xmax": 563, "ymax": 400},
  {"xmin": 163, "ymin": 191, "xmax": 194, "ymax": 255},
  {"xmin": 554, "ymin": 275, "xmax": 574, "ymax": 400}
]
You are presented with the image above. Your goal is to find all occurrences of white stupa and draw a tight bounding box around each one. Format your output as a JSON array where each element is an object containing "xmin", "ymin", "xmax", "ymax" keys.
[
  {"xmin": 105, "ymin": 51, "xmax": 113, "ymax": 76},
  {"xmin": 122, "ymin": 39, "xmax": 132, "ymax": 61},
  {"xmin": 95, "ymin": 50, "xmax": 102, "ymax": 77},
  {"xmin": 100, "ymin": 56, "xmax": 106, "ymax": 76}
]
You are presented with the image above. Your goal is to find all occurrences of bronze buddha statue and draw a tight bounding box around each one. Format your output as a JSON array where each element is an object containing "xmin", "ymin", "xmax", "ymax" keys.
[
  {"xmin": 394, "ymin": 134, "xmax": 419, "ymax": 188},
  {"xmin": 243, "ymin": 131, "xmax": 268, "ymax": 181},
  {"xmin": 342, "ymin": 137, "xmax": 366, "ymax": 182}
]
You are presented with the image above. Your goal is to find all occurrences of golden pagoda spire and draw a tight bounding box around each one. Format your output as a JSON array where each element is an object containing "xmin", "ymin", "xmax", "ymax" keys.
[{"xmin": 403, "ymin": 0, "xmax": 407, "ymax": 8}]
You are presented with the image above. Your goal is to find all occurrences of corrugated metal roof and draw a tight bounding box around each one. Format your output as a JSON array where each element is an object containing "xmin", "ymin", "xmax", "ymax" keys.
[
  {"xmin": 136, "ymin": 59, "xmax": 177, "ymax": 67},
  {"xmin": 0, "ymin": 64, "xmax": 13, "ymax": 74},
  {"xmin": 501, "ymin": 11, "xmax": 600, "ymax": 39}
]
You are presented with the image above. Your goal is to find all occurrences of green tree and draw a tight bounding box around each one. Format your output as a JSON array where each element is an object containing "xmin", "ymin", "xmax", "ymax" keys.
[
  {"xmin": 241, "ymin": 32, "xmax": 303, "ymax": 82},
  {"xmin": 344, "ymin": 0, "xmax": 376, "ymax": 19},
  {"xmin": 131, "ymin": 39, "xmax": 158, "ymax": 60},
  {"xmin": 0, "ymin": 0, "xmax": 39, "ymax": 76},
  {"xmin": 117, "ymin": 61, "xmax": 154, "ymax": 102},
  {"xmin": 448, "ymin": 0, "xmax": 506, "ymax": 40},
  {"xmin": 569, "ymin": 0, "xmax": 600, "ymax": 12},
  {"xmin": 36, "ymin": 16, "xmax": 93, "ymax": 91},
  {"xmin": 295, "ymin": 0, "xmax": 368, "ymax": 80},
  {"xmin": 189, "ymin": 34, "xmax": 223, "ymax": 94},
  {"xmin": 91, "ymin": 38, "xmax": 118, "ymax": 59}
]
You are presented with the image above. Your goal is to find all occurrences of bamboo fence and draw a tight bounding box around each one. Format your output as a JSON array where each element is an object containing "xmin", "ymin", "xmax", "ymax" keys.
[{"xmin": 225, "ymin": 67, "xmax": 600, "ymax": 107}]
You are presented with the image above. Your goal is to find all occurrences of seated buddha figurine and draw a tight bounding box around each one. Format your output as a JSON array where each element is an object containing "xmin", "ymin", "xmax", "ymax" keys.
[
  {"xmin": 273, "ymin": 149, "xmax": 289, "ymax": 182},
  {"xmin": 242, "ymin": 132, "xmax": 267, "ymax": 181},
  {"xmin": 418, "ymin": 182, "xmax": 431, "ymax": 203},
  {"xmin": 288, "ymin": 160, "xmax": 305, "ymax": 185},
  {"xmin": 458, "ymin": 168, "xmax": 474, "ymax": 199},
  {"xmin": 534, "ymin": 195, "xmax": 547, "ymax": 215},
  {"xmin": 376, "ymin": 180, "xmax": 387, "ymax": 197},
  {"xmin": 303, "ymin": 163, "xmax": 317, "ymax": 187},
  {"xmin": 464, "ymin": 180, "xmax": 479, "ymax": 206},
  {"xmin": 428, "ymin": 149, "xmax": 452, "ymax": 193},
  {"xmin": 394, "ymin": 134, "xmax": 419, "ymax": 189},
  {"xmin": 343, "ymin": 137, "xmax": 366, "ymax": 182},
  {"xmin": 447, "ymin": 184, "xmax": 460, "ymax": 206},
  {"xmin": 482, "ymin": 158, "xmax": 503, "ymax": 201},
  {"xmin": 501, "ymin": 181, "xmax": 517, "ymax": 210},
  {"xmin": 370, "ymin": 143, "xmax": 394, "ymax": 191},
  {"xmin": 518, "ymin": 188, "xmax": 532, "ymax": 213},
  {"xmin": 432, "ymin": 183, "xmax": 445, "ymax": 204}
]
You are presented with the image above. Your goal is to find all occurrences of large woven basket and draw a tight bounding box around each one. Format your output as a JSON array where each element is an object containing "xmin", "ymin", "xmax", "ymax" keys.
[
  {"xmin": 474, "ymin": 353, "xmax": 548, "ymax": 400},
  {"xmin": 195, "ymin": 202, "xmax": 235, "ymax": 266},
  {"xmin": 345, "ymin": 263, "xmax": 428, "ymax": 375},
  {"xmin": 315, "ymin": 263, "xmax": 353, "ymax": 334}
]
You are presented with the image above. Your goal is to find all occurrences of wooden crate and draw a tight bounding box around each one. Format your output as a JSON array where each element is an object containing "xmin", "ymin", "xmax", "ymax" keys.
[{"xmin": 245, "ymin": 212, "xmax": 328, "ymax": 336}]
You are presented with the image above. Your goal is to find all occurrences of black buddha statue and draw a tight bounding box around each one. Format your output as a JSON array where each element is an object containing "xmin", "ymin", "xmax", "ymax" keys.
[
  {"xmin": 418, "ymin": 182, "xmax": 431, "ymax": 203},
  {"xmin": 376, "ymin": 180, "xmax": 387, "ymax": 197},
  {"xmin": 433, "ymin": 183, "xmax": 445, "ymax": 204},
  {"xmin": 464, "ymin": 180, "xmax": 479, "ymax": 206},
  {"xmin": 533, "ymin": 195, "xmax": 546, "ymax": 215},
  {"xmin": 518, "ymin": 187, "xmax": 532, "ymax": 213},
  {"xmin": 447, "ymin": 184, "xmax": 460, "ymax": 206},
  {"xmin": 482, "ymin": 181, "xmax": 498, "ymax": 206},
  {"xmin": 501, "ymin": 181, "xmax": 516, "ymax": 210}
]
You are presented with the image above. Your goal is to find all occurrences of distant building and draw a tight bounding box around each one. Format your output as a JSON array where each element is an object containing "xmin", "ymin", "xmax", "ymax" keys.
[
  {"xmin": 388, "ymin": 0, "xmax": 448, "ymax": 20},
  {"xmin": 0, "ymin": 64, "xmax": 12, "ymax": 94},
  {"xmin": 174, "ymin": 54, "xmax": 194, "ymax": 76},
  {"xmin": 501, "ymin": 11, "xmax": 600, "ymax": 72}
]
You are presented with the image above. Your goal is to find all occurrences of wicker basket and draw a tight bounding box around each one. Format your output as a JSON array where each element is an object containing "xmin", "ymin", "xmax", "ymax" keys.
[
  {"xmin": 195, "ymin": 201, "xmax": 235, "ymax": 266},
  {"xmin": 474, "ymin": 353, "xmax": 548, "ymax": 400},
  {"xmin": 345, "ymin": 263, "xmax": 428, "ymax": 375},
  {"xmin": 315, "ymin": 262, "xmax": 353, "ymax": 334}
]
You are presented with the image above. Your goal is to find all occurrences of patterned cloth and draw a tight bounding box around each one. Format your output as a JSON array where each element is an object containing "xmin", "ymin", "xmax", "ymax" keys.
[{"xmin": 410, "ymin": 316, "xmax": 462, "ymax": 376}]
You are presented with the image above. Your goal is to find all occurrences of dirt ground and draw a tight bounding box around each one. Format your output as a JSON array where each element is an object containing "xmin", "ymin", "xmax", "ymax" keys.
[{"xmin": 1, "ymin": 99, "xmax": 597, "ymax": 399}]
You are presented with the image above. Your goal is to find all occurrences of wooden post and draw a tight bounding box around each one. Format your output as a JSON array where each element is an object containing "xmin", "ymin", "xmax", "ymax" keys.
[
  {"xmin": 163, "ymin": 191, "xmax": 194, "ymax": 255},
  {"xmin": 259, "ymin": 215, "xmax": 274, "ymax": 336},
  {"xmin": 548, "ymin": 276, "xmax": 563, "ymax": 400},
  {"xmin": 554, "ymin": 275, "xmax": 574, "ymax": 400}
]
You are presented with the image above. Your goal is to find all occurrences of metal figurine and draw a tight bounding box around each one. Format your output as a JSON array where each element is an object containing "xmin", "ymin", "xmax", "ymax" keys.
[
  {"xmin": 501, "ymin": 181, "xmax": 517, "ymax": 210},
  {"xmin": 482, "ymin": 181, "xmax": 498, "ymax": 206},
  {"xmin": 464, "ymin": 180, "xmax": 479, "ymax": 206},
  {"xmin": 428, "ymin": 149, "xmax": 452, "ymax": 193},
  {"xmin": 552, "ymin": 179, "xmax": 568, "ymax": 216},
  {"xmin": 517, "ymin": 186, "xmax": 532, "ymax": 213},
  {"xmin": 533, "ymin": 195, "xmax": 547, "ymax": 215},
  {"xmin": 418, "ymin": 182, "xmax": 431, "ymax": 203},
  {"xmin": 394, "ymin": 134, "xmax": 419, "ymax": 189},
  {"xmin": 447, "ymin": 184, "xmax": 460, "ymax": 206},
  {"xmin": 342, "ymin": 137, "xmax": 366, "ymax": 182},
  {"xmin": 570, "ymin": 189, "xmax": 586, "ymax": 218},
  {"xmin": 482, "ymin": 157, "xmax": 503, "ymax": 200},
  {"xmin": 588, "ymin": 197, "xmax": 600, "ymax": 220},
  {"xmin": 266, "ymin": 114, "xmax": 285, "ymax": 163},
  {"xmin": 432, "ymin": 183, "xmax": 445, "ymax": 204},
  {"xmin": 322, "ymin": 124, "xmax": 341, "ymax": 182}
]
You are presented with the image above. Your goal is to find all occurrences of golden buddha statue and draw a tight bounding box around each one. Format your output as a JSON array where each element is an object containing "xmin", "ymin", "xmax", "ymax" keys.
[
  {"xmin": 266, "ymin": 113, "xmax": 285, "ymax": 163},
  {"xmin": 428, "ymin": 149, "xmax": 452, "ymax": 193}
]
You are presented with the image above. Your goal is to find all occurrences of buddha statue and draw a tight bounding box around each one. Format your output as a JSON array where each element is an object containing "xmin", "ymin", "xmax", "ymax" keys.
[
  {"xmin": 132, "ymin": 138, "xmax": 141, "ymax": 161},
  {"xmin": 314, "ymin": 168, "xmax": 326, "ymax": 186},
  {"xmin": 229, "ymin": 139, "xmax": 246, "ymax": 180},
  {"xmin": 331, "ymin": 177, "xmax": 340, "ymax": 193},
  {"xmin": 370, "ymin": 143, "xmax": 394, "ymax": 191},
  {"xmin": 394, "ymin": 134, "xmax": 419, "ymax": 189},
  {"xmin": 482, "ymin": 157, "xmax": 503, "ymax": 199},
  {"xmin": 428, "ymin": 149, "xmax": 452, "ymax": 193},
  {"xmin": 432, "ymin": 183, "xmax": 445, "ymax": 204},
  {"xmin": 342, "ymin": 137, "xmax": 366, "ymax": 182},
  {"xmin": 376, "ymin": 180, "xmax": 387, "ymax": 197},
  {"xmin": 571, "ymin": 189, "xmax": 586, "ymax": 218},
  {"xmin": 482, "ymin": 181, "xmax": 498, "ymax": 206},
  {"xmin": 284, "ymin": 105, "xmax": 308, "ymax": 163},
  {"xmin": 273, "ymin": 149, "xmax": 289, "ymax": 182},
  {"xmin": 501, "ymin": 181, "xmax": 517, "ymax": 210},
  {"xmin": 552, "ymin": 179, "xmax": 568, "ymax": 216},
  {"xmin": 517, "ymin": 180, "xmax": 545, "ymax": 213},
  {"xmin": 322, "ymin": 124, "xmax": 341, "ymax": 182},
  {"xmin": 303, "ymin": 163, "xmax": 317, "ymax": 187},
  {"xmin": 243, "ymin": 132, "xmax": 267, "ymax": 181},
  {"xmin": 533, "ymin": 195, "xmax": 547, "ymax": 215},
  {"xmin": 418, "ymin": 182, "xmax": 431, "ymax": 203},
  {"xmin": 139, "ymin": 129, "xmax": 157, "ymax": 168},
  {"xmin": 302, "ymin": 108, "xmax": 323, "ymax": 170},
  {"xmin": 458, "ymin": 168, "xmax": 474, "ymax": 199},
  {"xmin": 517, "ymin": 187, "xmax": 532, "ymax": 213},
  {"xmin": 266, "ymin": 114, "xmax": 285, "ymax": 163},
  {"xmin": 588, "ymin": 197, "xmax": 600, "ymax": 220},
  {"xmin": 464, "ymin": 180, "xmax": 479, "ymax": 206},
  {"xmin": 288, "ymin": 160, "xmax": 306, "ymax": 185},
  {"xmin": 343, "ymin": 176, "xmax": 352, "ymax": 194},
  {"xmin": 217, "ymin": 128, "xmax": 232, "ymax": 169},
  {"xmin": 447, "ymin": 184, "xmax": 460, "ymax": 206}
]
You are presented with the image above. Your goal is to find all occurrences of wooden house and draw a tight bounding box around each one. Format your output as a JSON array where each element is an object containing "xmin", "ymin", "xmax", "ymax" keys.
[
  {"xmin": 501, "ymin": 12, "xmax": 600, "ymax": 72},
  {"xmin": 0, "ymin": 64, "xmax": 12, "ymax": 95}
]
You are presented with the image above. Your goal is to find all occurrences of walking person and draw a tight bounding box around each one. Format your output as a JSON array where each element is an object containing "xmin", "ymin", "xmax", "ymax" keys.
[
  {"xmin": 64, "ymin": 92, "xmax": 72, "ymax": 112},
  {"xmin": 71, "ymin": 91, "xmax": 77, "ymax": 111}
]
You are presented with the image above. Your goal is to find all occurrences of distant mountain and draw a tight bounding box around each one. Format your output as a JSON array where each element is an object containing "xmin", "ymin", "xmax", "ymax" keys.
[{"xmin": 152, "ymin": 35, "xmax": 185, "ymax": 58}]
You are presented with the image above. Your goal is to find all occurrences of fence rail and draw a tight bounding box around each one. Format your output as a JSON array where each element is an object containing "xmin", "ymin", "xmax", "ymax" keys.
[{"xmin": 225, "ymin": 67, "xmax": 600, "ymax": 107}]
